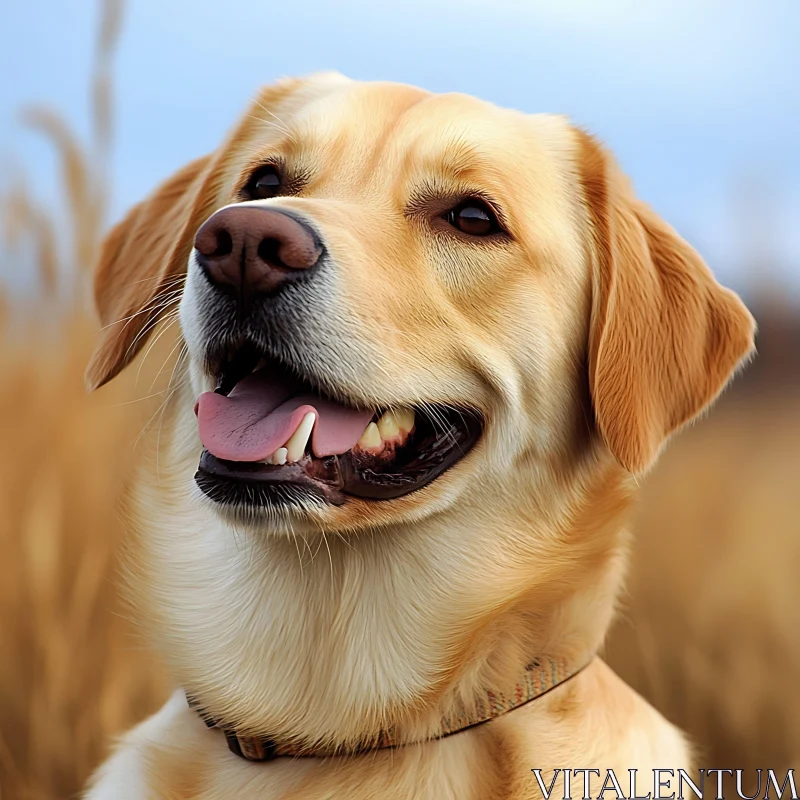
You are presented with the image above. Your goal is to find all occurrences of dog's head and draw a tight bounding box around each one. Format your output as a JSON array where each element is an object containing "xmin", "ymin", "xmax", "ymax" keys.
[{"xmin": 87, "ymin": 73, "xmax": 754, "ymax": 537}]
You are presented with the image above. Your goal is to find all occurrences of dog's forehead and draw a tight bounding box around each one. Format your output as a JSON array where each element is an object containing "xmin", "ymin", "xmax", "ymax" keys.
[
  {"xmin": 291, "ymin": 77, "xmax": 432, "ymax": 136},
  {"xmin": 250, "ymin": 76, "xmax": 572, "ymax": 181}
]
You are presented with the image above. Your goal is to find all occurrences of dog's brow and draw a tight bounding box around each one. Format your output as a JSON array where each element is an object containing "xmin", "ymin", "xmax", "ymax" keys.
[
  {"xmin": 408, "ymin": 131, "xmax": 510, "ymax": 182},
  {"xmin": 405, "ymin": 142, "xmax": 511, "ymax": 206},
  {"xmin": 439, "ymin": 140, "xmax": 490, "ymax": 173}
]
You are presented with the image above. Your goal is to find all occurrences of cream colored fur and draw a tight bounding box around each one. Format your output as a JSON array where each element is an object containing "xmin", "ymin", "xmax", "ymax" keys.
[{"xmin": 84, "ymin": 73, "xmax": 754, "ymax": 799}]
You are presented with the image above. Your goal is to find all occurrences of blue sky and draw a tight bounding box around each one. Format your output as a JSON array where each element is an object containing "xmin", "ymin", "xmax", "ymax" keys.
[{"xmin": 2, "ymin": 0, "xmax": 799, "ymax": 298}]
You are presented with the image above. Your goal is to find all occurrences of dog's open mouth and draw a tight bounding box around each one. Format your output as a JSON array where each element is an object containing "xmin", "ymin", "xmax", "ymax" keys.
[{"xmin": 193, "ymin": 347, "xmax": 483, "ymax": 507}]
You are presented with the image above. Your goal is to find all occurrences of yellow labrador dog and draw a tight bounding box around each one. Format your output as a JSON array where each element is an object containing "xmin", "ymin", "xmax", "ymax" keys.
[{"xmin": 84, "ymin": 73, "xmax": 754, "ymax": 799}]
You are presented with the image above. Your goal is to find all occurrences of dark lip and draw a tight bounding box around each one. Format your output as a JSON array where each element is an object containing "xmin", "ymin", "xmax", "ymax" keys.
[
  {"xmin": 196, "ymin": 452, "xmax": 345, "ymax": 507},
  {"xmin": 194, "ymin": 406, "xmax": 483, "ymax": 511}
]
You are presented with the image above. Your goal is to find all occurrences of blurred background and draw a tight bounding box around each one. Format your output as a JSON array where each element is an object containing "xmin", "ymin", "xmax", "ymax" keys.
[{"xmin": 1, "ymin": 0, "xmax": 798, "ymax": 796}]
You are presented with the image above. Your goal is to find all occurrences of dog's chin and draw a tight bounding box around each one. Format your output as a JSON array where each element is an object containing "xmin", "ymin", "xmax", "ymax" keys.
[{"xmin": 192, "ymin": 343, "xmax": 484, "ymax": 518}]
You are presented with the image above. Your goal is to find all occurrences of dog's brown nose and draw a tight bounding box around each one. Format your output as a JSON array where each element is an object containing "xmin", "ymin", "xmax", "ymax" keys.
[{"xmin": 194, "ymin": 206, "xmax": 322, "ymax": 302}]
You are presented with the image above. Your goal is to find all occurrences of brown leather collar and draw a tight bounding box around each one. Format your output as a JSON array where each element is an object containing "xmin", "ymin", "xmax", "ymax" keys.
[{"xmin": 187, "ymin": 654, "xmax": 593, "ymax": 762}]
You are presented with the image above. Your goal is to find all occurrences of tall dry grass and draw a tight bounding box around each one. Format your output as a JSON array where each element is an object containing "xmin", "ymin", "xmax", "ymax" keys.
[
  {"xmin": 0, "ymin": 2, "xmax": 798, "ymax": 797},
  {"xmin": 0, "ymin": 321, "xmax": 170, "ymax": 800},
  {"xmin": 606, "ymin": 391, "xmax": 800, "ymax": 775},
  {"xmin": 0, "ymin": 3, "xmax": 169, "ymax": 797}
]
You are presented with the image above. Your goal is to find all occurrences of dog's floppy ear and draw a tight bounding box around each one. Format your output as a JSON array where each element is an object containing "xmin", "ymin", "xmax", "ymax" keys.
[
  {"xmin": 576, "ymin": 130, "xmax": 756, "ymax": 473},
  {"xmin": 85, "ymin": 154, "xmax": 215, "ymax": 390},
  {"xmin": 85, "ymin": 76, "xmax": 312, "ymax": 391}
]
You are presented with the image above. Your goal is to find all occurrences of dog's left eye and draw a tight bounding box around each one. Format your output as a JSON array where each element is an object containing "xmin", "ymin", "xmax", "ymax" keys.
[
  {"xmin": 246, "ymin": 165, "xmax": 282, "ymax": 199},
  {"xmin": 446, "ymin": 200, "xmax": 502, "ymax": 237}
]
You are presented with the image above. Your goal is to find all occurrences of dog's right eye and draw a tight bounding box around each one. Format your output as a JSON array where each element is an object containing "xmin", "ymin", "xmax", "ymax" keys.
[{"xmin": 245, "ymin": 165, "xmax": 283, "ymax": 200}]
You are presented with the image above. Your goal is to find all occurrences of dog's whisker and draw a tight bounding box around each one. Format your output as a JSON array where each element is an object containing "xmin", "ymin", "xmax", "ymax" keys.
[
  {"xmin": 125, "ymin": 273, "xmax": 186, "ymax": 288},
  {"xmin": 320, "ymin": 531, "xmax": 334, "ymax": 581},
  {"xmin": 134, "ymin": 313, "xmax": 181, "ymax": 387},
  {"xmin": 243, "ymin": 114, "xmax": 296, "ymax": 144},
  {"xmin": 130, "ymin": 337, "xmax": 186, "ymax": 456},
  {"xmin": 131, "ymin": 383, "xmax": 177, "ymax": 452},
  {"xmin": 117, "ymin": 303, "xmax": 180, "ymax": 365},
  {"xmin": 99, "ymin": 290, "xmax": 181, "ymax": 334},
  {"xmin": 110, "ymin": 388, "xmax": 176, "ymax": 407},
  {"xmin": 145, "ymin": 329, "xmax": 186, "ymax": 394},
  {"xmin": 153, "ymin": 346, "xmax": 189, "ymax": 478},
  {"xmin": 250, "ymin": 100, "xmax": 296, "ymax": 141},
  {"xmin": 123, "ymin": 300, "xmax": 181, "ymax": 357}
]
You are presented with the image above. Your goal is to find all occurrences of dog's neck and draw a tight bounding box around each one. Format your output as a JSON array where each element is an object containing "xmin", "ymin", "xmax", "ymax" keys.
[{"xmin": 130, "ymin": 403, "xmax": 634, "ymax": 751}]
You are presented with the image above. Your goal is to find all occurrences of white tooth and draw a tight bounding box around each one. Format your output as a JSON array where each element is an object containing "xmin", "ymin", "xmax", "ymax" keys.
[
  {"xmin": 357, "ymin": 421, "xmax": 382, "ymax": 451},
  {"xmin": 377, "ymin": 411, "xmax": 401, "ymax": 441},
  {"xmin": 264, "ymin": 452, "xmax": 275, "ymax": 465},
  {"xmin": 395, "ymin": 408, "xmax": 415, "ymax": 434},
  {"xmin": 284, "ymin": 412, "xmax": 315, "ymax": 462},
  {"xmin": 272, "ymin": 447, "xmax": 288, "ymax": 466}
]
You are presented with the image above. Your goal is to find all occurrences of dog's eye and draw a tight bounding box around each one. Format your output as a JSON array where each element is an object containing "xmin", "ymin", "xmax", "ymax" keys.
[
  {"xmin": 446, "ymin": 201, "xmax": 501, "ymax": 237},
  {"xmin": 246, "ymin": 165, "xmax": 282, "ymax": 199}
]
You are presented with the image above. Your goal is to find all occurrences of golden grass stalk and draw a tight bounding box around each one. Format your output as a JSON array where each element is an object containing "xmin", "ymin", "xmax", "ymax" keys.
[
  {"xmin": 2, "ymin": 183, "xmax": 59, "ymax": 298},
  {"xmin": 21, "ymin": 107, "xmax": 102, "ymax": 283}
]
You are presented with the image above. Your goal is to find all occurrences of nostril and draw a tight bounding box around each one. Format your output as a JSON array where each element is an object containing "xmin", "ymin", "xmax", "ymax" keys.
[
  {"xmin": 256, "ymin": 230, "xmax": 321, "ymax": 271},
  {"xmin": 195, "ymin": 220, "xmax": 235, "ymax": 259},
  {"xmin": 211, "ymin": 229, "xmax": 233, "ymax": 258},
  {"xmin": 257, "ymin": 237, "xmax": 287, "ymax": 269}
]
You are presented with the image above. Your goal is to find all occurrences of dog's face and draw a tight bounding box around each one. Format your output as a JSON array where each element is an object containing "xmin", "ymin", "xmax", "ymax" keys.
[{"xmin": 87, "ymin": 73, "xmax": 755, "ymax": 537}]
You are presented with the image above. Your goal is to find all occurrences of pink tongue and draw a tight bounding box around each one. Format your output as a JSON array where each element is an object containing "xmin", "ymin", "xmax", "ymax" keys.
[{"xmin": 196, "ymin": 368, "xmax": 374, "ymax": 462}]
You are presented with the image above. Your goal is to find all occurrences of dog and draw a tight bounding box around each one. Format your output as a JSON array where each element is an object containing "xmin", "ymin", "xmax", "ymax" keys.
[{"xmin": 83, "ymin": 73, "xmax": 754, "ymax": 799}]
